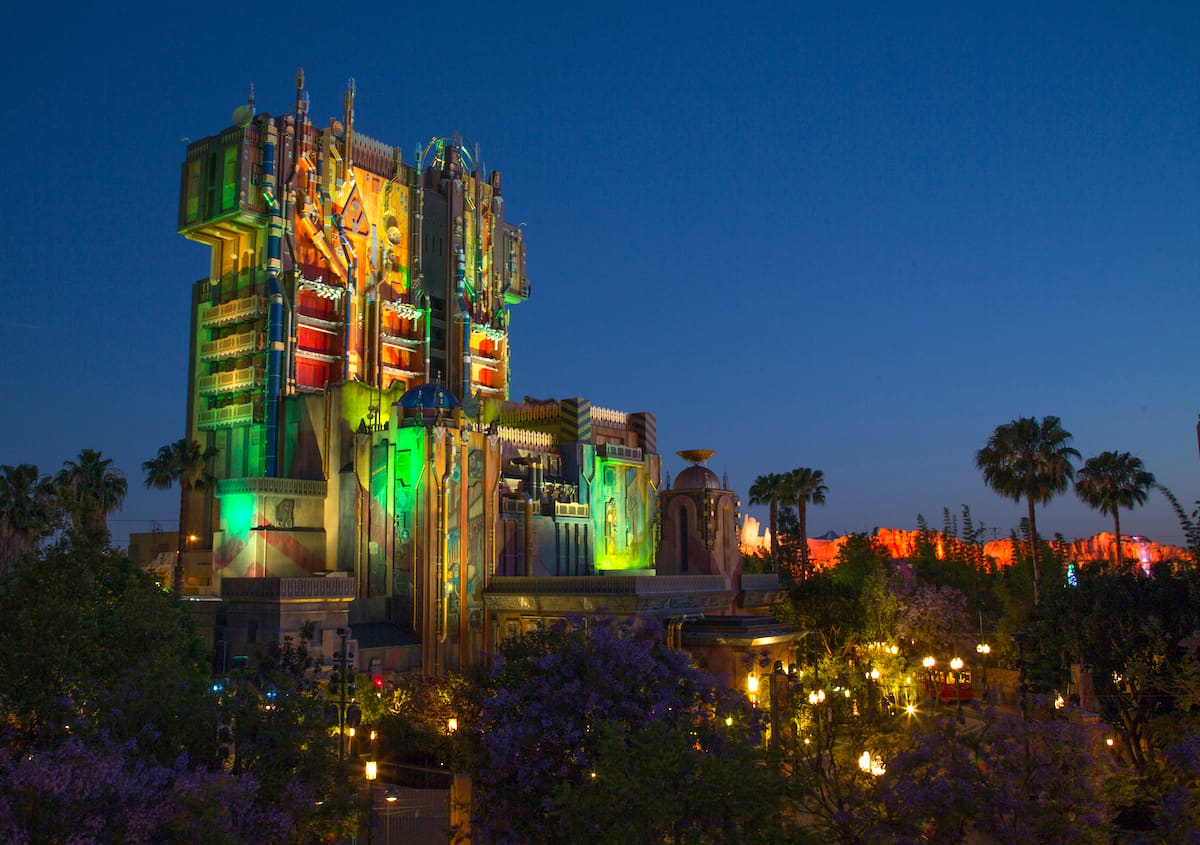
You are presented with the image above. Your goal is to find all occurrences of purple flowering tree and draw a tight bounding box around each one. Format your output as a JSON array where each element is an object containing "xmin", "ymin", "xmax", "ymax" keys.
[{"xmin": 471, "ymin": 616, "xmax": 768, "ymax": 845}]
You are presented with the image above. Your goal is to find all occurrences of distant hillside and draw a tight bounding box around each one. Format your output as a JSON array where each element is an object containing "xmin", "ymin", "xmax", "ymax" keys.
[{"xmin": 739, "ymin": 516, "xmax": 1189, "ymax": 570}]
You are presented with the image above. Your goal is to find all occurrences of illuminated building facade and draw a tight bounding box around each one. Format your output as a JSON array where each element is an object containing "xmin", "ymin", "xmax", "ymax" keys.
[{"xmin": 178, "ymin": 75, "xmax": 791, "ymax": 677}]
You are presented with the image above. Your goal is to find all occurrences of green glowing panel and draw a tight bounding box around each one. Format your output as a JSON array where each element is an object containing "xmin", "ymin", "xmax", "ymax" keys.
[
  {"xmin": 221, "ymin": 145, "xmax": 238, "ymax": 210},
  {"xmin": 222, "ymin": 492, "xmax": 257, "ymax": 543},
  {"xmin": 593, "ymin": 457, "xmax": 651, "ymax": 571},
  {"xmin": 393, "ymin": 427, "xmax": 426, "ymax": 491}
]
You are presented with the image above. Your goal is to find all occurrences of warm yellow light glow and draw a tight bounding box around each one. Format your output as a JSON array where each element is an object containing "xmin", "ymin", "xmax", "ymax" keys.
[
  {"xmin": 370, "ymin": 730, "xmax": 377, "ymax": 742},
  {"xmin": 725, "ymin": 716, "xmax": 733, "ymax": 726},
  {"xmin": 977, "ymin": 643, "xmax": 991, "ymax": 655},
  {"xmin": 905, "ymin": 704, "xmax": 917, "ymax": 715},
  {"xmin": 950, "ymin": 657, "xmax": 963, "ymax": 672},
  {"xmin": 747, "ymin": 674, "xmax": 759, "ymax": 694},
  {"xmin": 1054, "ymin": 693, "xmax": 1065, "ymax": 709},
  {"xmin": 347, "ymin": 727, "xmax": 356, "ymax": 738},
  {"xmin": 870, "ymin": 668, "xmax": 880, "ymax": 680},
  {"xmin": 858, "ymin": 751, "xmax": 886, "ymax": 776},
  {"xmin": 447, "ymin": 717, "xmax": 458, "ymax": 733},
  {"xmin": 1106, "ymin": 737, "xmax": 1115, "ymax": 747},
  {"xmin": 365, "ymin": 760, "xmax": 377, "ymax": 781},
  {"xmin": 923, "ymin": 656, "xmax": 935, "ymax": 669}
]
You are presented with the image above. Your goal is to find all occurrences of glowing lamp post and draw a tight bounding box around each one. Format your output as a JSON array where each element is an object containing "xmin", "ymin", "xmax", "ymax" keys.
[
  {"xmin": 747, "ymin": 673, "xmax": 759, "ymax": 706},
  {"xmin": 363, "ymin": 760, "xmax": 378, "ymax": 845},
  {"xmin": 976, "ymin": 642, "xmax": 991, "ymax": 698},
  {"xmin": 922, "ymin": 656, "xmax": 936, "ymax": 708},
  {"xmin": 950, "ymin": 657, "xmax": 964, "ymax": 723}
]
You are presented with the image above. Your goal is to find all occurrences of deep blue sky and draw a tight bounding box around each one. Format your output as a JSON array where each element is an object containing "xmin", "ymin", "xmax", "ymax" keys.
[{"xmin": 1, "ymin": 2, "xmax": 1196, "ymax": 551}]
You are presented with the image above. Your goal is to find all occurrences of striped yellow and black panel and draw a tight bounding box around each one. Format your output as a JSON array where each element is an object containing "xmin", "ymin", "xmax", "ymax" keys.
[
  {"xmin": 629, "ymin": 412, "xmax": 656, "ymax": 454},
  {"xmin": 559, "ymin": 398, "xmax": 592, "ymax": 443}
]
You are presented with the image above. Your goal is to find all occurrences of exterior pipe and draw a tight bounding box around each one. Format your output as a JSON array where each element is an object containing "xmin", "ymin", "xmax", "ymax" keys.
[
  {"xmin": 438, "ymin": 433, "xmax": 455, "ymax": 647},
  {"xmin": 423, "ymin": 292, "xmax": 431, "ymax": 383},
  {"xmin": 263, "ymin": 117, "xmax": 283, "ymax": 477},
  {"xmin": 457, "ymin": 248, "xmax": 471, "ymax": 400},
  {"xmin": 523, "ymin": 493, "xmax": 534, "ymax": 576}
]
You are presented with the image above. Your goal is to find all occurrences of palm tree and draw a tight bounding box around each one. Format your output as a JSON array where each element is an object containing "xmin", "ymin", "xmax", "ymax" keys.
[
  {"xmin": 56, "ymin": 449, "xmax": 128, "ymax": 537},
  {"xmin": 748, "ymin": 473, "xmax": 789, "ymax": 567},
  {"xmin": 975, "ymin": 416, "xmax": 1079, "ymax": 605},
  {"xmin": 0, "ymin": 464, "xmax": 60, "ymax": 571},
  {"xmin": 786, "ymin": 467, "xmax": 827, "ymax": 580},
  {"xmin": 1075, "ymin": 451, "xmax": 1155, "ymax": 569},
  {"xmin": 144, "ymin": 439, "xmax": 217, "ymax": 592}
]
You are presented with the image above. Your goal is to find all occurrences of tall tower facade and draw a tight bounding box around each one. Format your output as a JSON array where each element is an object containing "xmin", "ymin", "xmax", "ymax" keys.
[
  {"xmin": 178, "ymin": 75, "xmax": 528, "ymax": 546},
  {"xmin": 173, "ymin": 76, "xmax": 794, "ymax": 684}
]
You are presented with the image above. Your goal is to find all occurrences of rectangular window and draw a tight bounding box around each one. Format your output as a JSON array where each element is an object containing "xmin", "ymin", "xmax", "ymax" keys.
[
  {"xmin": 222, "ymin": 145, "xmax": 238, "ymax": 210},
  {"xmin": 186, "ymin": 160, "xmax": 201, "ymax": 221}
]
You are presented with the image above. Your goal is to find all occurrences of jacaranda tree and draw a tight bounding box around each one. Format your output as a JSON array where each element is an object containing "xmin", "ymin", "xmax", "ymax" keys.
[{"xmin": 471, "ymin": 617, "xmax": 771, "ymax": 845}]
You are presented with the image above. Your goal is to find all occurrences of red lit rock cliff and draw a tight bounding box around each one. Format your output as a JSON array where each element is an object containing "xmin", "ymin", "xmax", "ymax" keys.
[{"xmin": 739, "ymin": 517, "xmax": 1188, "ymax": 571}]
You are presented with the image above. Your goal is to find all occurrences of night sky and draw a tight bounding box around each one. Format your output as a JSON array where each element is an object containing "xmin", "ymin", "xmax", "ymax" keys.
[{"xmin": 1, "ymin": 3, "xmax": 1196, "ymax": 551}]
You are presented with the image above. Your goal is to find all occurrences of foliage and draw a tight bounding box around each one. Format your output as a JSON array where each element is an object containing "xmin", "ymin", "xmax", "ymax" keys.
[
  {"xmin": 0, "ymin": 463, "xmax": 62, "ymax": 573},
  {"xmin": 0, "ymin": 531, "xmax": 355, "ymax": 843},
  {"xmin": 0, "ymin": 537, "xmax": 212, "ymax": 762},
  {"xmin": 777, "ymin": 572, "xmax": 864, "ymax": 660},
  {"xmin": 216, "ymin": 637, "xmax": 358, "ymax": 840},
  {"xmin": 472, "ymin": 616, "xmax": 764, "ymax": 845},
  {"xmin": 1076, "ymin": 451, "xmax": 1156, "ymax": 568},
  {"xmin": 895, "ymin": 581, "xmax": 970, "ymax": 659},
  {"xmin": 976, "ymin": 416, "xmax": 1079, "ymax": 605},
  {"xmin": 1033, "ymin": 566, "xmax": 1200, "ymax": 771},
  {"xmin": 1157, "ymin": 484, "xmax": 1200, "ymax": 562},
  {"xmin": 830, "ymin": 533, "xmax": 891, "ymax": 590},
  {"xmin": 375, "ymin": 672, "xmax": 476, "ymax": 772},
  {"xmin": 550, "ymin": 720, "xmax": 786, "ymax": 845},
  {"xmin": 749, "ymin": 472, "xmax": 789, "ymax": 567},
  {"xmin": 144, "ymin": 438, "xmax": 219, "ymax": 592},
  {"xmin": 55, "ymin": 448, "xmax": 128, "ymax": 538},
  {"xmin": 875, "ymin": 708, "xmax": 1125, "ymax": 844},
  {"xmin": 785, "ymin": 467, "xmax": 828, "ymax": 581},
  {"xmin": 0, "ymin": 736, "xmax": 295, "ymax": 845}
]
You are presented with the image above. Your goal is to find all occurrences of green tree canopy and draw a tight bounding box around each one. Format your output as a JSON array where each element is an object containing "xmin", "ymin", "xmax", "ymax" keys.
[
  {"xmin": 976, "ymin": 416, "xmax": 1078, "ymax": 605},
  {"xmin": 1075, "ymin": 451, "xmax": 1155, "ymax": 569}
]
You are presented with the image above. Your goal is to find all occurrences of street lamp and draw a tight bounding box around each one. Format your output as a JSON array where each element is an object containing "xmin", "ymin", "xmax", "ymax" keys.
[
  {"xmin": 747, "ymin": 672, "xmax": 759, "ymax": 706},
  {"xmin": 950, "ymin": 657, "xmax": 965, "ymax": 723},
  {"xmin": 363, "ymin": 760, "xmax": 378, "ymax": 845},
  {"xmin": 976, "ymin": 642, "xmax": 991, "ymax": 699},
  {"xmin": 922, "ymin": 656, "xmax": 936, "ymax": 708}
]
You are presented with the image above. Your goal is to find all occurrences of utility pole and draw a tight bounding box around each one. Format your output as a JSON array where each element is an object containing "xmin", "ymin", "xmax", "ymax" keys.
[{"xmin": 332, "ymin": 627, "xmax": 355, "ymax": 760}]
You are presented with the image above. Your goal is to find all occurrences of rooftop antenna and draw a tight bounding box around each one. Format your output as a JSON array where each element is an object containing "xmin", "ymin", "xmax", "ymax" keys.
[{"xmin": 344, "ymin": 78, "xmax": 356, "ymax": 167}]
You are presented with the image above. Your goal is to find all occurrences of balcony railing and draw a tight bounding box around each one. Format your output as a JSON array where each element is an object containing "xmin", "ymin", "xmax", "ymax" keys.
[
  {"xmin": 199, "ymin": 330, "xmax": 264, "ymax": 361},
  {"xmin": 382, "ymin": 362, "xmax": 422, "ymax": 378},
  {"xmin": 221, "ymin": 576, "xmax": 355, "ymax": 601},
  {"xmin": 380, "ymin": 332, "xmax": 423, "ymax": 349},
  {"xmin": 200, "ymin": 296, "xmax": 266, "ymax": 328},
  {"xmin": 197, "ymin": 401, "xmax": 258, "ymax": 430},
  {"xmin": 296, "ymin": 310, "xmax": 342, "ymax": 330},
  {"xmin": 383, "ymin": 300, "xmax": 424, "ymax": 321},
  {"xmin": 197, "ymin": 364, "xmax": 264, "ymax": 396},
  {"xmin": 598, "ymin": 443, "xmax": 643, "ymax": 462}
]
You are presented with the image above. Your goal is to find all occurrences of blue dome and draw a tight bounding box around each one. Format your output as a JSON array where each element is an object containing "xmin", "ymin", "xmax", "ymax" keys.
[{"xmin": 399, "ymin": 383, "xmax": 460, "ymax": 410}]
